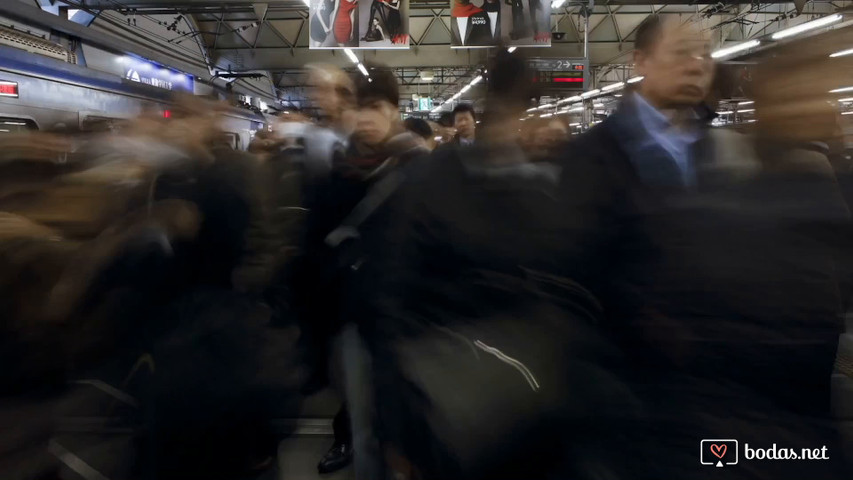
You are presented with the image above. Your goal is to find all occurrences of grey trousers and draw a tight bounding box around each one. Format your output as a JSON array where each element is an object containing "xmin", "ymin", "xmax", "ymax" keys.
[{"xmin": 339, "ymin": 323, "xmax": 386, "ymax": 480}]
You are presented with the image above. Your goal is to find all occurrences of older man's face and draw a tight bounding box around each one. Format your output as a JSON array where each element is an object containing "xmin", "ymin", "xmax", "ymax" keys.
[{"xmin": 635, "ymin": 19, "xmax": 714, "ymax": 109}]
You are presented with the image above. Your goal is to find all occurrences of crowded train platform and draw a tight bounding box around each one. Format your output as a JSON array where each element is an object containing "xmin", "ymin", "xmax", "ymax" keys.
[{"xmin": 1, "ymin": 1, "xmax": 853, "ymax": 479}]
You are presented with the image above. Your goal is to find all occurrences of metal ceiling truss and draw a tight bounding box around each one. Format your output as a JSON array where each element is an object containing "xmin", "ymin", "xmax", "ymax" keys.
[
  {"xmin": 20, "ymin": 0, "xmax": 853, "ymax": 105},
  {"xmin": 270, "ymin": 65, "xmax": 481, "ymax": 101}
]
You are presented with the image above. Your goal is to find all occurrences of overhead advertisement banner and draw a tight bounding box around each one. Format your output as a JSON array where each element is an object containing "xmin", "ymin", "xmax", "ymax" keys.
[
  {"xmin": 310, "ymin": 0, "xmax": 410, "ymax": 49},
  {"xmin": 449, "ymin": 0, "xmax": 550, "ymax": 48}
]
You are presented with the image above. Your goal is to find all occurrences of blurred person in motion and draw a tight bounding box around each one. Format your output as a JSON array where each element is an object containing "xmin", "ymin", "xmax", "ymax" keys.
[
  {"xmin": 354, "ymin": 50, "xmax": 622, "ymax": 480},
  {"xmin": 560, "ymin": 14, "xmax": 851, "ymax": 479},
  {"xmin": 0, "ymin": 99, "xmax": 278, "ymax": 480},
  {"xmin": 293, "ymin": 64, "xmax": 428, "ymax": 475},
  {"xmin": 403, "ymin": 117, "xmax": 436, "ymax": 151},
  {"xmin": 285, "ymin": 63, "xmax": 357, "ymax": 392},
  {"xmin": 433, "ymin": 112, "xmax": 457, "ymax": 146},
  {"xmin": 528, "ymin": 116, "xmax": 571, "ymax": 162},
  {"xmin": 0, "ymin": 126, "xmax": 202, "ymax": 480},
  {"xmin": 271, "ymin": 64, "xmax": 358, "ymax": 474},
  {"xmin": 116, "ymin": 98, "xmax": 295, "ymax": 480}
]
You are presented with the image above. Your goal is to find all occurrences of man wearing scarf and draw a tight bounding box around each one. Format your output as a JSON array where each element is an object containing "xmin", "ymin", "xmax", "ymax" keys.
[{"xmin": 302, "ymin": 64, "xmax": 427, "ymax": 475}]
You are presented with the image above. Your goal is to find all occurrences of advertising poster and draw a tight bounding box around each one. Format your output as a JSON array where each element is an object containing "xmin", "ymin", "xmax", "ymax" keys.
[
  {"xmin": 358, "ymin": 0, "xmax": 410, "ymax": 48},
  {"xmin": 310, "ymin": 0, "xmax": 410, "ymax": 48},
  {"xmin": 449, "ymin": 0, "xmax": 550, "ymax": 48},
  {"xmin": 310, "ymin": 0, "xmax": 359, "ymax": 48}
]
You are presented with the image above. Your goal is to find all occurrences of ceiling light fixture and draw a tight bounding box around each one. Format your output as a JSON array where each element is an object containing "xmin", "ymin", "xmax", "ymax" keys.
[
  {"xmin": 343, "ymin": 48, "xmax": 358, "ymax": 63},
  {"xmin": 558, "ymin": 95, "xmax": 582, "ymax": 104},
  {"xmin": 830, "ymin": 47, "xmax": 853, "ymax": 58},
  {"xmin": 626, "ymin": 76, "xmax": 644, "ymax": 84},
  {"xmin": 771, "ymin": 14, "xmax": 842, "ymax": 40},
  {"xmin": 581, "ymin": 89, "xmax": 600, "ymax": 99},
  {"xmin": 602, "ymin": 82, "xmax": 624, "ymax": 92},
  {"xmin": 711, "ymin": 40, "xmax": 760, "ymax": 59}
]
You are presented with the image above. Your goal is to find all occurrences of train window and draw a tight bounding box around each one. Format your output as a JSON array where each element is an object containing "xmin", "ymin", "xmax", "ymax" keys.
[
  {"xmin": 221, "ymin": 132, "xmax": 240, "ymax": 150},
  {"xmin": 0, "ymin": 117, "xmax": 37, "ymax": 134}
]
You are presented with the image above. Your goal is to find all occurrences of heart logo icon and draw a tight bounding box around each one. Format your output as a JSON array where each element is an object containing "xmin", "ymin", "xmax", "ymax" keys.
[{"xmin": 710, "ymin": 444, "xmax": 727, "ymax": 459}]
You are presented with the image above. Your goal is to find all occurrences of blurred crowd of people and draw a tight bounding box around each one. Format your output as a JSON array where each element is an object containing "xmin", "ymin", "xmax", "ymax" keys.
[{"xmin": 3, "ymin": 13, "xmax": 853, "ymax": 480}]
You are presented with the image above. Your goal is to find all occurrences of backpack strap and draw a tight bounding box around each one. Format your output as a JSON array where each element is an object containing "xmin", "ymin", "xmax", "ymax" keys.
[{"xmin": 324, "ymin": 168, "xmax": 406, "ymax": 248}]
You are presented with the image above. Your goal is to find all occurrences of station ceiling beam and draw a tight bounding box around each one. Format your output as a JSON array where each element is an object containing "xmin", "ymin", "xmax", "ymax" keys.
[{"xmin": 59, "ymin": 0, "xmax": 806, "ymax": 7}]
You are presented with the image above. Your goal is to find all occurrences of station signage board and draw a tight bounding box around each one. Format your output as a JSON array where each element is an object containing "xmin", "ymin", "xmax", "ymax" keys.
[
  {"xmin": 528, "ymin": 58, "xmax": 589, "ymax": 91},
  {"xmin": 120, "ymin": 56, "xmax": 193, "ymax": 92}
]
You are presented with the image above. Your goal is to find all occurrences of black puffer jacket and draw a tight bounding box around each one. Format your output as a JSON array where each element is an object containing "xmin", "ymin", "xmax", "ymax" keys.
[{"xmin": 358, "ymin": 143, "xmax": 629, "ymax": 480}]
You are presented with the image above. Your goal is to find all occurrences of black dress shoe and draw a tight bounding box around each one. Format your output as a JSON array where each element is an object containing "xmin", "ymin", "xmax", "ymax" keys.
[{"xmin": 317, "ymin": 442, "xmax": 352, "ymax": 474}]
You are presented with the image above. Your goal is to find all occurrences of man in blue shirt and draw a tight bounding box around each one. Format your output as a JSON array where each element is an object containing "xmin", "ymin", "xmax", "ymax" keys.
[
  {"xmin": 607, "ymin": 15, "xmax": 713, "ymax": 188},
  {"xmin": 557, "ymin": 14, "xmax": 851, "ymax": 480}
]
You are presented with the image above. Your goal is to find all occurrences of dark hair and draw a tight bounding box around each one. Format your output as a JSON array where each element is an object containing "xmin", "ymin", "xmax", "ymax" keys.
[
  {"xmin": 634, "ymin": 15, "xmax": 664, "ymax": 53},
  {"xmin": 404, "ymin": 117, "xmax": 433, "ymax": 140},
  {"xmin": 355, "ymin": 64, "xmax": 399, "ymax": 107},
  {"xmin": 452, "ymin": 104, "xmax": 476, "ymax": 123}
]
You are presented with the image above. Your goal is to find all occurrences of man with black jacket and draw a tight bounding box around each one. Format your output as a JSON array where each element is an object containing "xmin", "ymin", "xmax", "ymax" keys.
[
  {"xmin": 558, "ymin": 15, "xmax": 850, "ymax": 479},
  {"xmin": 352, "ymin": 50, "xmax": 622, "ymax": 480},
  {"xmin": 295, "ymin": 64, "xmax": 427, "ymax": 475}
]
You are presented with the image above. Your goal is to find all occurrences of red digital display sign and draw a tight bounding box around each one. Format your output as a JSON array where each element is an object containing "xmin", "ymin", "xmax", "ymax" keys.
[
  {"xmin": 0, "ymin": 81, "xmax": 19, "ymax": 98},
  {"xmin": 537, "ymin": 71, "xmax": 584, "ymax": 84}
]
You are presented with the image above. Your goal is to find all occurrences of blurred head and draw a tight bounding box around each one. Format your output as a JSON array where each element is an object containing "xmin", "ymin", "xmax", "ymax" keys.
[
  {"xmin": 537, "ymin": 118, "xmax": 569, "ymax": 146},
  {"xmin": 404, "ymin": 117, "xmax": 435, "ymax": 150},
  {"xmin": 373, "ymin": 18, "xmax": 379, "ymax": 27},
  {"xmin": 355, "ymin": 65, "xmax": 401, "ymax": 147},
  {"xmin": 754, "ymin": 47, "xmax": 842, "ymax": 145},
  {"xmin": 480, "ymin": 49, "xmax": 537, "ymax": 144},
  {"xmin": 633, "ymin": 15, "xmax": 714, "ymax": 109},
  {"xmin": 453, "ymin": 104, "xmax": 476, "ymax": 139},
  {"xmin": 306, "ymin": 63, "xmax": 356, "ymax": 123}
]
